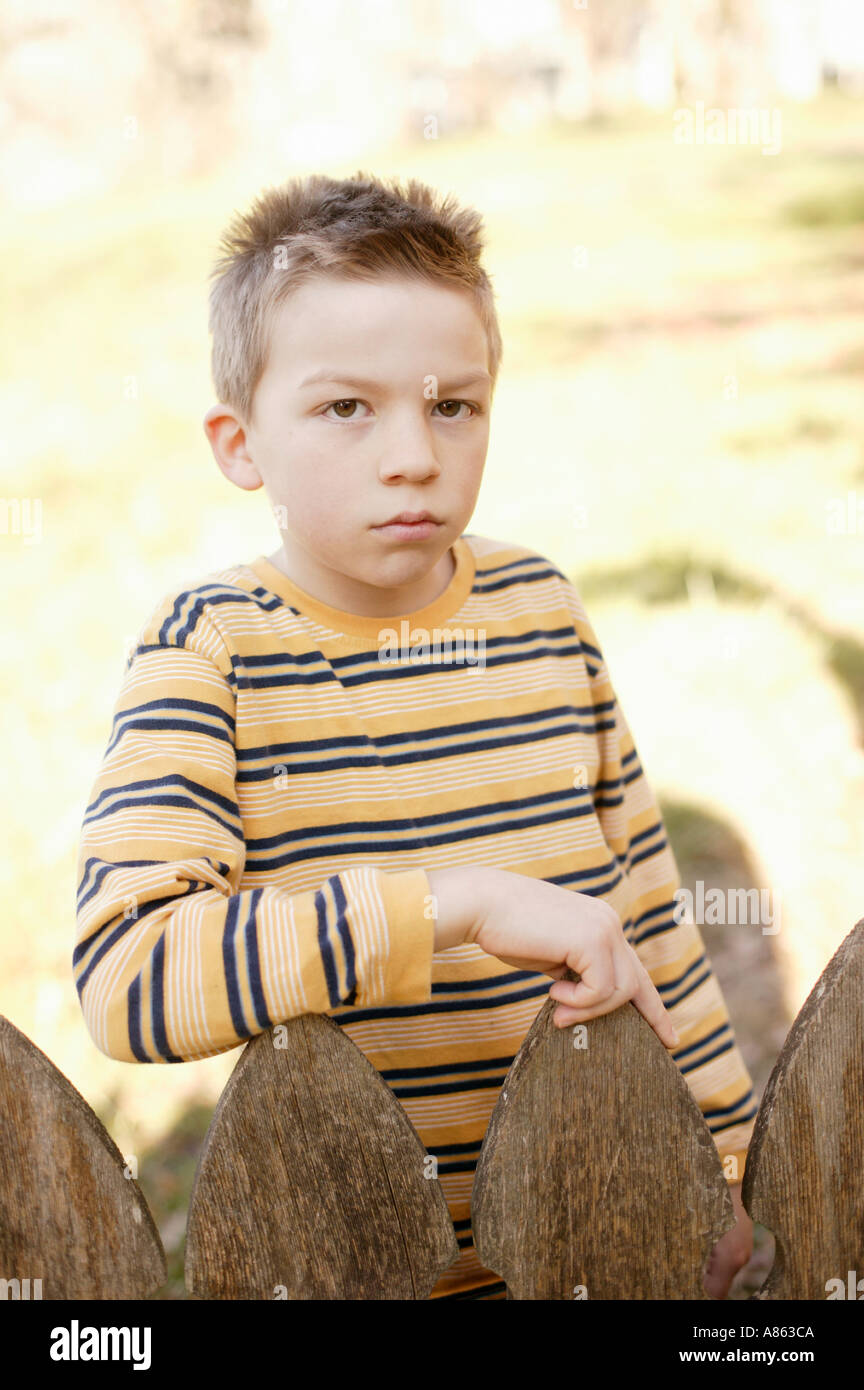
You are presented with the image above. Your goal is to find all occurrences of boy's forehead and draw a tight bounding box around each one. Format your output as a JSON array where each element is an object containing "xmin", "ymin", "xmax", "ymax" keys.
[
  {"xmin": 274, "ymin": 269, "xmax": 471, "ymax": 314},
  {"xmin": 264, "ymin": 272, "xmax": 489, "ymax": 378}
]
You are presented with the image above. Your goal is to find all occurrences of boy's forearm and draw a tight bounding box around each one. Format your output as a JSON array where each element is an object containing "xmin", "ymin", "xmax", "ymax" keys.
[
  {"xmin": 75, "ymin": 865, "xmax": 436, "ymax": 1063},
  {"xmin": 428, "ymin": 865, "xmax": 499, "ymax": 951}
]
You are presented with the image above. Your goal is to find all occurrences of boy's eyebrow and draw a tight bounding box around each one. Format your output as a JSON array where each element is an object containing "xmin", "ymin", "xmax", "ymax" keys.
[{"xmin": 298, "ymin": 368, "xmax": 492, "ymax": 391}]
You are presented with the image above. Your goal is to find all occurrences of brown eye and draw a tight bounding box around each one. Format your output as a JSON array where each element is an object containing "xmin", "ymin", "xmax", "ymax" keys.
[
  {"xmin": 437, "ymin": 400, "xmax": 469, "ymax": 418},
  {"xmin": 332, "ymin": 399, "xmax": 356, "ymax": 418}
]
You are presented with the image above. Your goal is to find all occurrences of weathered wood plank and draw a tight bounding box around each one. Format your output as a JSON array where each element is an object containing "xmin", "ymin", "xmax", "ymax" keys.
[
  {"xmin": 744, "ymin": 917, "xmax": 864, "ymax": 1300},
  {"xmin": 185, "ymin": 1014, "xmax": 460, "ymax": 1299},
  {"xmin": 0, "ymin": 1015, "xmax": 166, "ymax": 1299},
  {"xmin": 472, "ymin": 972, "xmax": 734, "ymax": 1298}
]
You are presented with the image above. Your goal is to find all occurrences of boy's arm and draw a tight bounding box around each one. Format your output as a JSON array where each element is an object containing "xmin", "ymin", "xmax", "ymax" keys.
[
  {"xmin": 558, "ymin": 576, "xmax": 759, "ymax": 1181},
  {"xmin": 74, "ymin": 600, "xmax": 434, "ymax": 1063}
]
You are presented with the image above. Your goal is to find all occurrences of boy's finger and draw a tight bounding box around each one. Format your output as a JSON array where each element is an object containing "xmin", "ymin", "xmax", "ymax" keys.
[
  {"xmin": 554, "ymin": 949, "xmax": 616, "ymax": 1005},
  {"xmin": 632, "ymin": 959, "xmax": 681, "ymax": 1042},
  {"xmin": 631, "ymin": 975, "xmax": 680, "ymax": 1046},
  {"xmin": 550, "ymin": 986, "xmax": 632, "ymax": 1027},
  {"xmin": 552, "ymin": 1004, "xmax": 585, "ymax": 1028},
  {"xmin": 548, "ymin": 976, "xmax": 614, "ymax": 1012}
]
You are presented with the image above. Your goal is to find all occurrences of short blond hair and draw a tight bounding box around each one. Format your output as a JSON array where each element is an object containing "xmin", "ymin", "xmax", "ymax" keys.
[{"xmin": 207, "ymin": 171, "xmax": 503, "ymax": 424}]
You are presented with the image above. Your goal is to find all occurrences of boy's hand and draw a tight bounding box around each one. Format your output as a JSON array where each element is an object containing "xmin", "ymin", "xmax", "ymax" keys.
[
  {"xmin": 703, "ymin": 1183, "xmax": 753, "ymax": 1298},
  {"xmin": 430, "ymin": 866, "xmax": 679, "ymax": 1050}
]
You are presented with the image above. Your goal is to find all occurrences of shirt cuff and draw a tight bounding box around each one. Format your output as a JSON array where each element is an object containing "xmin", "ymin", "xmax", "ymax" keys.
[
  {"xmin": 716, "ymin": 1144, "xmax": 752, "ymax": 1185},
  {"xmin": 365, "ymin": 866, "xmax": 436, "ymax": 1007}
]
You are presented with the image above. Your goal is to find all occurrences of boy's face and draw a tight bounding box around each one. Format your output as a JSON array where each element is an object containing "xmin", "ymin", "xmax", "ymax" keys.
[{"xmin": 204, "ymin": 272, "xmax": 492, "ymax": 617}]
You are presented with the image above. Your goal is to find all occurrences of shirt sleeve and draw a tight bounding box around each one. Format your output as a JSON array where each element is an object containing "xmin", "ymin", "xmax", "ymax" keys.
[
  {"xmin": 557, "ymin": 574, "xmax": 759, "ymax": 1182},
  {"xmin": 74, "ymin": 597, "xmax": 435, "ymax": 1064}
]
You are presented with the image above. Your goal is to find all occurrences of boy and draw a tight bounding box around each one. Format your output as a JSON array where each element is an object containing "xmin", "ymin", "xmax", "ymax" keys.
[{"xmin": 74, "ymin": 172, "xmax": 758, "ymax": 1300}]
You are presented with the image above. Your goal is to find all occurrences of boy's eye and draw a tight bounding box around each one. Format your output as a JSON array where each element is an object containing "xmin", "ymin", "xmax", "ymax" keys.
[
  {"xmin": 435, "ymin": 399, "xmax": 475, "ymax": 419},
  {"xmin": 321, "ymin": 398, "xmax": 479, "ymax": 420},
  {"xmin": 324, "ymin": 399, "xmax": 368, "ymax": 420}
]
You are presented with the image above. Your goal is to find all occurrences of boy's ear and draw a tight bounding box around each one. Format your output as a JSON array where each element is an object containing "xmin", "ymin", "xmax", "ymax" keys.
[{"xmin": 203, "ymin": 404, "xmax": 264, "ymax": 492}]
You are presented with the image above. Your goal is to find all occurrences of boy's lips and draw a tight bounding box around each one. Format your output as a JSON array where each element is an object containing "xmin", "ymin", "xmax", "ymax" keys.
[
  {"xmin": 372, "ymin": 510, "xmax": 442, "ymax": 540},
  {"xmin": 376, "ymin": 510, "xmax": 440, "ymax": 526}
]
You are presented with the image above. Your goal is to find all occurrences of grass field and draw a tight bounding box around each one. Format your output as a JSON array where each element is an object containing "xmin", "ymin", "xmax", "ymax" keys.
[{"xmin": 2, "ymin": 93, "xmax": 863, "ymax": 1298}]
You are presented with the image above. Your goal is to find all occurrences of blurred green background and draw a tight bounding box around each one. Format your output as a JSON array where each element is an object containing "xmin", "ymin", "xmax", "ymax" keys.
[{"xmin": 2, "ymin": 2, "xmax": 863, "ymax": 1300}]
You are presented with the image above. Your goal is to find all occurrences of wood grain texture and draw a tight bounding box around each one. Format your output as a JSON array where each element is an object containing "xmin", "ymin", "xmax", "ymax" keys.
[
  {"xmin": 185, "ymin": 1013, "xmax": 460, "ymax": 1299},
  {"xmin": 0, "ymin": 1014, "xmax": 166, "ymax": 1299},
  {"xmin": 472, "ymin": 972, "xmax": 734, "ymax": 1299},
  {"xmin": 743, "ymin": 916, "xmax": 864, "ymax": 1300}
]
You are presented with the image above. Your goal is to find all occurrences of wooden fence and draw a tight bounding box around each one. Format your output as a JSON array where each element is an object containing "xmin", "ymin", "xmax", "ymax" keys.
[{"xmin": 1, "ymin": 917, "xmax": 863, "ymax": 1300}]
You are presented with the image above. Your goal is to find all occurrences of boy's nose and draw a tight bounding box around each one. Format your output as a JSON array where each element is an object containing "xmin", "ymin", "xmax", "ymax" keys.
[{"xmin": 377, "ymin": 433, "xmax": 441, "ymax": 482}]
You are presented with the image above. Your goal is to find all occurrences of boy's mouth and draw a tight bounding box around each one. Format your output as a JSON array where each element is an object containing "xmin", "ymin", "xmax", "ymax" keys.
[{"xmin": 372, "ymin": 510, "xmax": 441, "ymax": 540}]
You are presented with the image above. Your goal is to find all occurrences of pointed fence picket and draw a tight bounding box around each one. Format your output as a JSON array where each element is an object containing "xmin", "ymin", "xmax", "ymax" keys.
[{"xmin": 1, "ymin": 917, "xmax": 862, "ymax": 1300}]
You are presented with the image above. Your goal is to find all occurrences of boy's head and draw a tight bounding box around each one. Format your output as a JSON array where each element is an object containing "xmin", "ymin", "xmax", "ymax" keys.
[{"xmin": 203, "ymin": 172, "xmax": 502, "ymax": 616}]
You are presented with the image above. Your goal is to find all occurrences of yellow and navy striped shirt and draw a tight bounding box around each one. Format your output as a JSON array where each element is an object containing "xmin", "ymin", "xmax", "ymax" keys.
[{"xmin": 74, "ymin": 532, "xmax": 758, "ymax": 1298}]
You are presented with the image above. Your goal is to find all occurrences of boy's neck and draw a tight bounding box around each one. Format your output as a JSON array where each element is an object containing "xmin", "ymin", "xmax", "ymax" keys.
[{"xmin": 264, "ymin": 541, "xmax": 458, "ymax": 618}]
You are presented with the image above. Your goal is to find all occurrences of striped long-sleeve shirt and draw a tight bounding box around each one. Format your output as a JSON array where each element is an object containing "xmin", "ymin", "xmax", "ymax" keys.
[{"xmin": 74, "ymin": 532, "xmax": 758, "ymax": 1298}]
